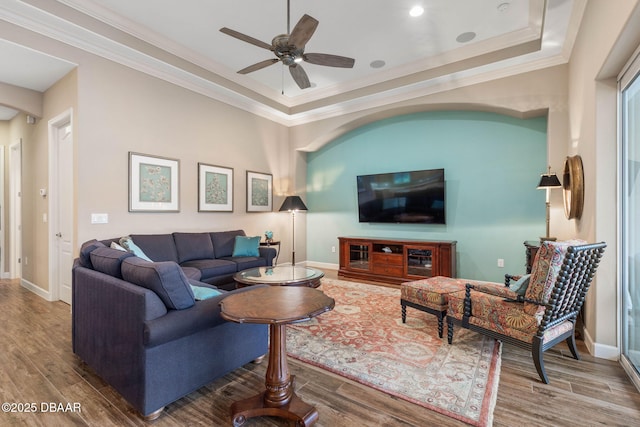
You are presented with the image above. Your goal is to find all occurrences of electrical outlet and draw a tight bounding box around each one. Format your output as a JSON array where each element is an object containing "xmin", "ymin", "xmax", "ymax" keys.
[
  {"xmin": 331, "ymin": 246, "xmax": 336, "ymax": 253},
  {"xmin": 497, "ymin": 258, "xmax": 504, "ymax": 268}
]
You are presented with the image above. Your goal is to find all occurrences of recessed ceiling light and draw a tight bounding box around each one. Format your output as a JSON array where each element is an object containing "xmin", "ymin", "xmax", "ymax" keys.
[
  {"xmin": 409, "ymin": 6, "xmax": 424, "ymax": 17},
  {"xmin": 370, "ymin": 60, "xmax": 386, "ymax": 69},
  {"xmin": 456, "ymin": 32, "xmax": 476, "ymax": 43}
]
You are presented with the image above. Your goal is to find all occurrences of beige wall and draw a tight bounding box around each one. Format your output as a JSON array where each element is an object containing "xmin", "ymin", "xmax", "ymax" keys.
[
  {"xmin": 3, "ymin": 69, "xmax": 78, "ymax": 292},
  {"xmin": 74, "ymin": 56, "xmax": 295, "ymax": 260},
  {"xmin": 566, "ymin": 0, "xmax": 640, "ymax": 355}
]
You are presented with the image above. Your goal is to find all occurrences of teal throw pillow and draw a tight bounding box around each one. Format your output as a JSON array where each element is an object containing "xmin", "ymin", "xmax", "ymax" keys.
[
  {"xmin": 232, "ymin": 235, "xmax": 261, "ymax": 257},
  {"xmin": 190, "ymin": 285, "xmax": 223, "ymax": 300},
  {"xmin": 508, "ymin": 274, "xmax": 531, "ymax": 296},
  {"xmin": 120, "ymin": 236, "xmax": 153, "ymax": 262}
]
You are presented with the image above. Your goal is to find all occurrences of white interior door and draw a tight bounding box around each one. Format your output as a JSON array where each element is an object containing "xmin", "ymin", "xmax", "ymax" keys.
[
  {"xmin": 9, "ymin": 140, "xmax": 21, "ymax": 280},
  {"xmin": 0, "ymin": 146, "xmax": 5, "ymax": 278},
  {"xmin": 49, "ymin": 110, "xmax": 73, "ymax": 304}
]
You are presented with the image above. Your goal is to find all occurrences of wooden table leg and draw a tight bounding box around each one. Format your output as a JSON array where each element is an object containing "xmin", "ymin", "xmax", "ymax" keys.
[{"xmin": 230, "ymin": 324, "xmax": 319, "ymax": 427}]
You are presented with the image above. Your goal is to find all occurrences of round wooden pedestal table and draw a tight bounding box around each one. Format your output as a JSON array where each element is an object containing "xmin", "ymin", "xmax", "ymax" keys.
[{"xmin": 219, "ymin": 286, "xmax": 335, "ymax": 427}]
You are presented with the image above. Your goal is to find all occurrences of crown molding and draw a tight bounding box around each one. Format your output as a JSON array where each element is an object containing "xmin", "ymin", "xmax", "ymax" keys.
[{"xmin": 3, "ymin": 0, "xmax": 576, "ymax": 127}]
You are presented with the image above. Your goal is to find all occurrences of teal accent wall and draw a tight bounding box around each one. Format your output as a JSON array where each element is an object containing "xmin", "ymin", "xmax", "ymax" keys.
[{"xmin": 306, "ymin": 111, "xmax": 548, "ymax": 282}]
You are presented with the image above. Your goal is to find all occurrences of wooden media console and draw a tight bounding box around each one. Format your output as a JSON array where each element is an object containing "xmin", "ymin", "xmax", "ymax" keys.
[{"xmin": 338, "ymin": 237, "xmax": 457, "ymax": 285}]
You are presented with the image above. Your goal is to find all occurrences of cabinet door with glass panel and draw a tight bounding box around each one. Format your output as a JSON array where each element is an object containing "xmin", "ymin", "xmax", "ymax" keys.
[
  {"xmin": 405, "ymin": 245, "xmax": 438, "ymax": 278},
  {"xmin": 347, "ymin": 242, "xmax": 372, "ymax": 272}
]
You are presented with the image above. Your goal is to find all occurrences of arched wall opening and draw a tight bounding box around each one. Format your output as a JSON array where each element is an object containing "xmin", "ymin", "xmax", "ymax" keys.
[{"xmin": 305, "ymin": 109, "xmax": 549, "ymax": 282}]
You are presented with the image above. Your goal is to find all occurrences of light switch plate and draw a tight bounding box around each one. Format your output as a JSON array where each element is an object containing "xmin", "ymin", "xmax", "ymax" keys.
[{"xmin": 91, "ymin": 213, "xmax": 108, "ymax": 224}]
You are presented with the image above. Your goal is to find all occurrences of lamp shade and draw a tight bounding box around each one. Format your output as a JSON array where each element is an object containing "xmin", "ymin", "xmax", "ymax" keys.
[
  {"xmin": 279, "ymin": 196, "xmax": 308, "ymax": 212},
  {"xmin": 537, "ymin": 173, "xmax": 561, "ymax": 189}
]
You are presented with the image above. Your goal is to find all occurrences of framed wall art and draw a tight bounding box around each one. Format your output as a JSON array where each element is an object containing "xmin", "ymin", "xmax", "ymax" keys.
[
  {"xmin": 129, "ymin": 152, "xmax": 179, "ymax": 212},
  {"xmin": 198, "ymin": 163, "xmax": 233, "ymax": 212},
  {"xmin": 246, "ymin": 171, "xmax": 273, "ymax": 212}
]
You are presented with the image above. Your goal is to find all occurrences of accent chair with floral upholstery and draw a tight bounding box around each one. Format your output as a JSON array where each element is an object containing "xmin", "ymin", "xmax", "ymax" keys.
[{"xmin": 446, "ymin": 240, "xmax": 606, "ymax": 384}]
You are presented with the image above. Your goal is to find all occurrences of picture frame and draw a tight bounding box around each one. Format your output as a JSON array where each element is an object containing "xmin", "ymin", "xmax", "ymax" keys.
[
  {"xmin": 246, "ymin": 171, "xmax": 273, "ymax": 212},
  {"xmin": 198, "ymin": 163, "xmax": 233, "ymax": 212},
  {"xmin": 129, "ymin": 152, "xmax": 179, "ymax": 212}
]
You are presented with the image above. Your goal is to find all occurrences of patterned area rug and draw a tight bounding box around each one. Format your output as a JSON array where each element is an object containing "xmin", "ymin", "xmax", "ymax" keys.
[{"xmin": 286, "ymin": 278, "xmax": 501, "ymax": 426}]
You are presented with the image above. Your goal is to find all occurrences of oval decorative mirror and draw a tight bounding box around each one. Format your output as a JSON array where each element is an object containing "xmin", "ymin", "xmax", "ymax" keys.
[{"xmin": 563, "ymin": 155, "xmax": 584, "ymax": 219}]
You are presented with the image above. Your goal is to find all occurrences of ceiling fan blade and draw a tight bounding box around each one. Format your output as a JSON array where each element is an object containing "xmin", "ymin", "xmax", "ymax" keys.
[
  {"xmin": 237, "ymin": 59, "xmax": 280, "ymax": 74},
  {"xmin": 220, "ymin": 27, "xmax": 272, "ymax": 50},
  {"xmin": 289, "ymin": 64, "xmax": 310, "ymax": 89},
  {"xmin": 304, "ymin": 53, "xmax": 355, "ymax": 68},
  {"xmin": 289, "ymin": 14, "xmax": 318, "ymax": 48}
]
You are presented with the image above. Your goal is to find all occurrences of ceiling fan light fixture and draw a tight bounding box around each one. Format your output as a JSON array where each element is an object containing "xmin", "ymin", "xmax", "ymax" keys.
[{"xmin": 220, "ymin": 4, "xmax": 355, "ymax": 91}]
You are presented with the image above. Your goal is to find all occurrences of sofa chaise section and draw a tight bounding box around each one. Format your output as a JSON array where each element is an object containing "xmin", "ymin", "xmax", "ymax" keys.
[{"xmin": 72, "ymin": 243, "xmax": 269, "ymax": 419}]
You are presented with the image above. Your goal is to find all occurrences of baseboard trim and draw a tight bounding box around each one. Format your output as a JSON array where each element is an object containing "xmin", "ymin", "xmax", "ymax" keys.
[
  {"xmin": 581, "ymin": 325, "xmax": 620, "ymax": 360},
  {"xmin": 20, "ymin": 278, "xmax": 53, "ymax": 301},
  {"xmin": 306, "ymin": 261, "xmax": 339, "ymax": 271}
]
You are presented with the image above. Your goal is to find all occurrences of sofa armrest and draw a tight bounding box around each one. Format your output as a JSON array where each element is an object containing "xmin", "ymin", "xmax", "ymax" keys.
[{"xmin": 72, "ymin": 263, "xmax": 168, "ymax": 405}]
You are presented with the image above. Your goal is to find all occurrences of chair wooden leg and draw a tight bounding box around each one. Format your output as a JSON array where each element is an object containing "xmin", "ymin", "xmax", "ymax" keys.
[
  {"xmin": 532, "ymin": 338, "xmax": 549, "ymax": 384},
  {"xmin": 447, "ymin": 317, "xmax": 454, "ymax": 344},
  {"xmin": 401, "ymin": 303, "xmax": 407, "ymax": 323},
  {"xmin": 566, "ymin": 332, "xmax": 581, "ymax": 360},
  {"xmin": 436, "ymin": 312, "xmax": 443, "ymax": 338}
]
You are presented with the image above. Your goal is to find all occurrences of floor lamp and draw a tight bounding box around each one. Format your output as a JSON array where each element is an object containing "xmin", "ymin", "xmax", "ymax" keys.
[
  {"xmin": 279, "ymin": 196, "xmax": 308, "ymax": 265},
  {"xmin": 537, "ymin": 166, "xmax": 562, "ymax": 241}
]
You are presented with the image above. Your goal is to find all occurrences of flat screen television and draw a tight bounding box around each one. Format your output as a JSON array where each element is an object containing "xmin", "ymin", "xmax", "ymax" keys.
[{"xmin": 357, "ymin": 169, "xmax": 445, "ymax": 224}]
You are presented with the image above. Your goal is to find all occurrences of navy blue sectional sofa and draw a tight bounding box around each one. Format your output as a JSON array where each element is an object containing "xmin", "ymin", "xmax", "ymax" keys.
[
  {"xmin": 103, "ymin": 229, "xmax": 276, "ymax": 290},
  {"xmin": 72, "ymin": 230, "xmax": 274, "ymax": 419}
]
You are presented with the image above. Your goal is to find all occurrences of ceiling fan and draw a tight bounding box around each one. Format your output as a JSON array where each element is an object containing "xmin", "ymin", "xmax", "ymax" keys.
[{"xmin": 219, "ymin": 1, "xmax": 355, "ymax": 90}]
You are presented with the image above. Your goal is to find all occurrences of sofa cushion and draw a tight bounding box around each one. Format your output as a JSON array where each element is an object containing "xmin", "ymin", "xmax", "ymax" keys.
[
  {"xmin": 173, "ymin": 232, "xmax": 215, "ymax": 263},
  {"xmin": 180, "ymin": 258, "xmax": 238, "ymax": 279},
  {"xmin": 221, "ymin": 256, "xmax": 267, "ymax": 271},
  {"xmin": 79, "ymin": 239, "xmax": 106, "ymax": 268},
  {"xmin": 89, "ymin": 247, "xmax": 135, "ymax": 279},
  {"xmin": 232, "ymin": 235, "xmax": 261, "ymax": 257},
  {"xmin": 143, "ymin": 285, "xmax": 267, "ymax": 348},
  {"xmin": 120, "ymin": 236, "xmax": 153, "ymax": 261},
  {"xmin": 181, "ymin": 266, "xmax": 202, "ymax": 281},
  {"xmin": 122, "ymin": 257, "xmax": 195, "ymax": 310},
  {"xmin": 129, "ymin": 234, "xmax": 179, "ymax": 263},
  {"xmin": 211, "ymin": 230, "xmax": 246, "ymax": 258},
  {"xmin": 143, "ymin": 294, "xmax": 227, "ymax": 347}
]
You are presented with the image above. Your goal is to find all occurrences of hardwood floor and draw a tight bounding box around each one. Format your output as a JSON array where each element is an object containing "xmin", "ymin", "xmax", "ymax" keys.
[{"xmin": 1, "ymin": 274, "xmax": 639, "ymax": 427}]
